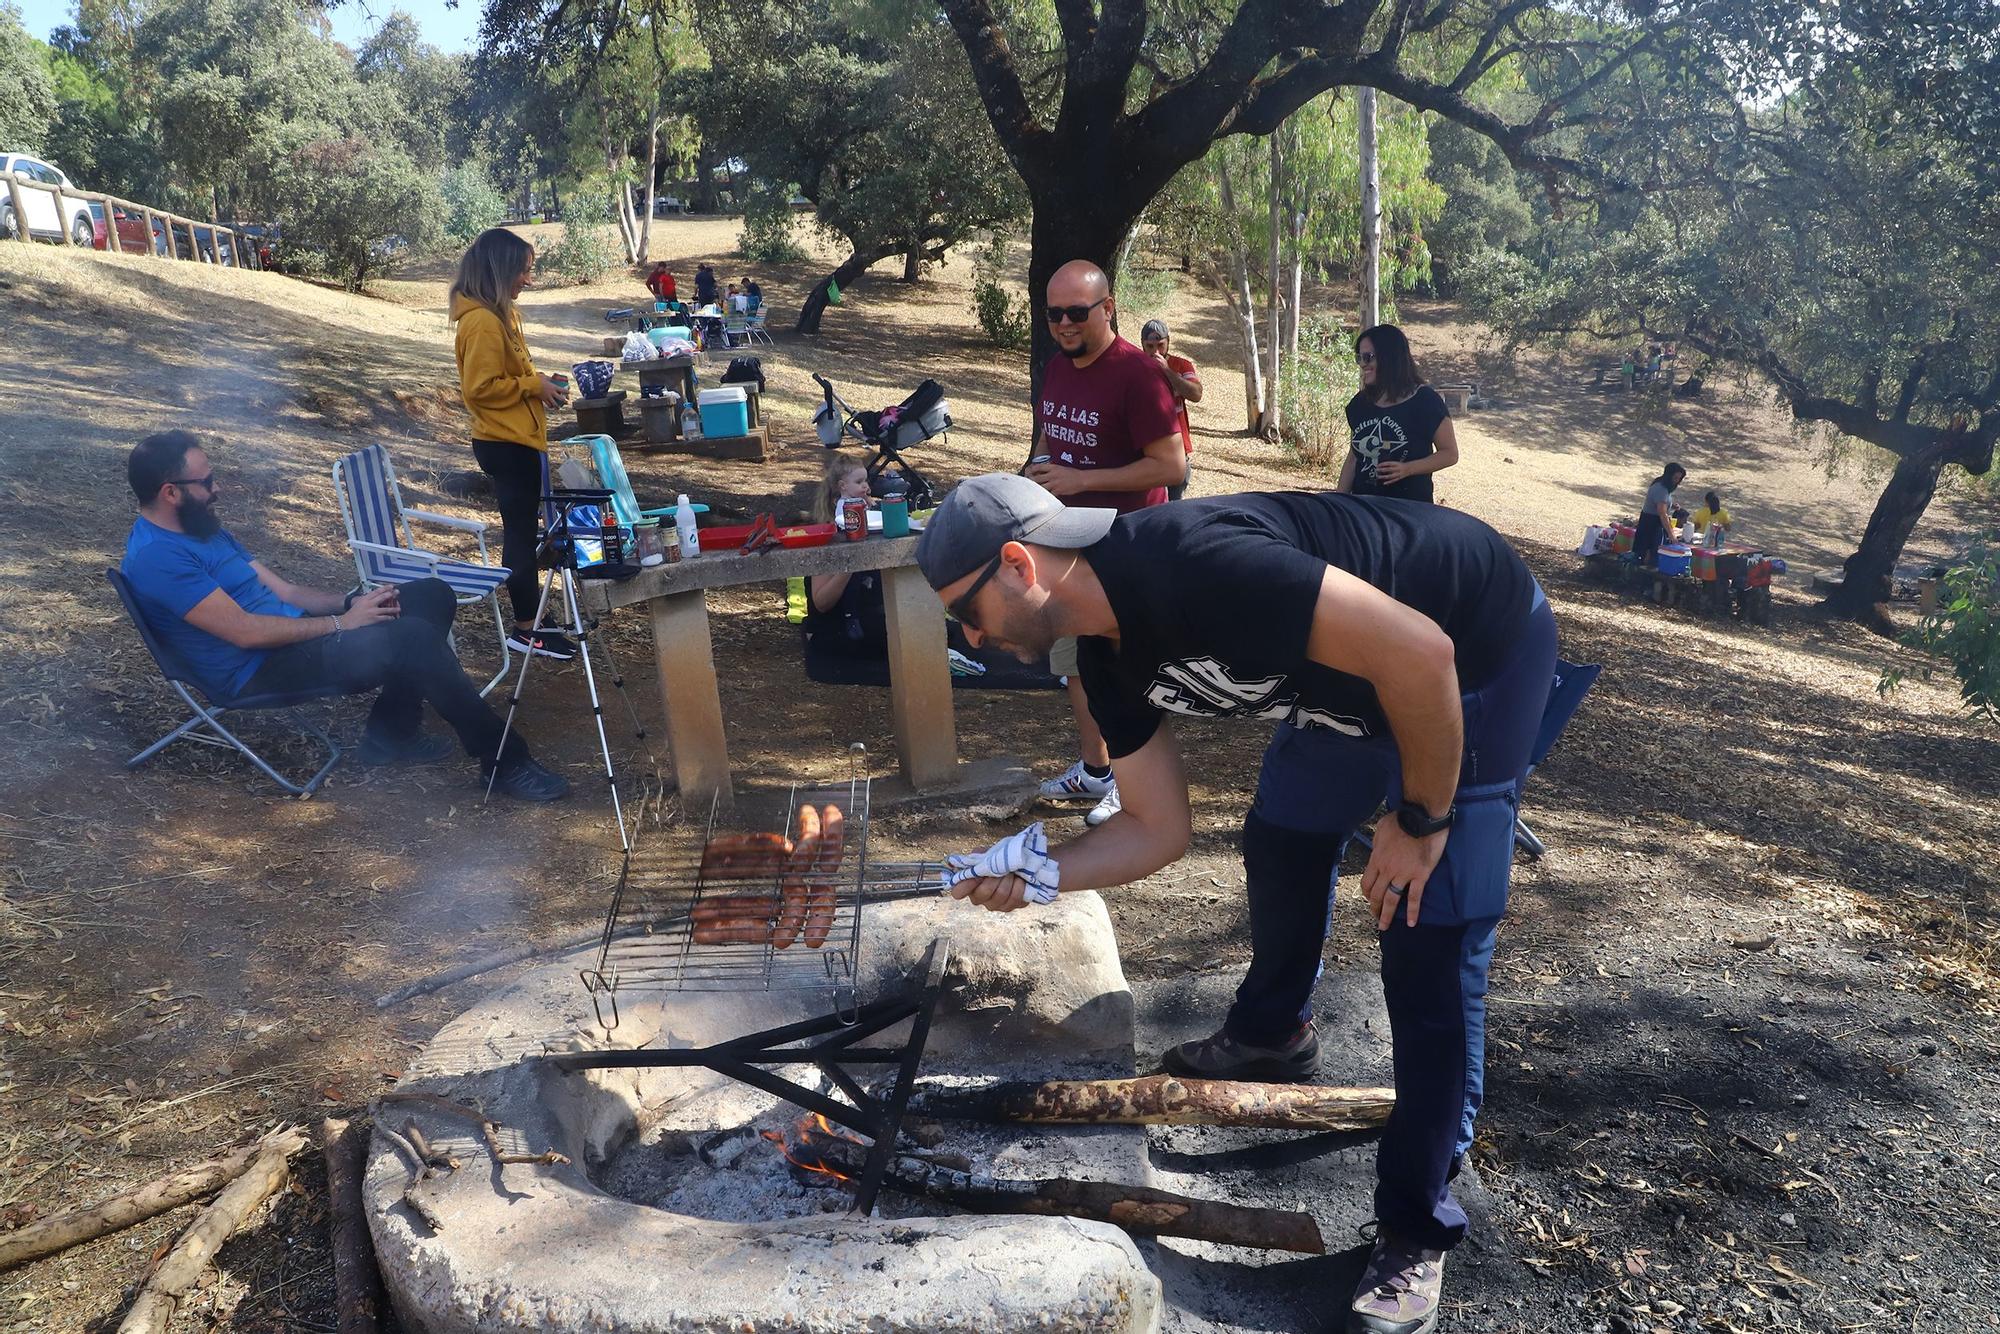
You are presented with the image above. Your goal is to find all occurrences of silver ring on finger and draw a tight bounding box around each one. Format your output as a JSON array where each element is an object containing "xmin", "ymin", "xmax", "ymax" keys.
[{"xmin": 1387, "ymin": 883, "xmax": 1408, "ymax": 897}]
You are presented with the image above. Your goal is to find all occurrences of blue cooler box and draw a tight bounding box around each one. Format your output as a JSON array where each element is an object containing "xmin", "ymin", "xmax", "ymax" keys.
[
  {"xmin": 1656, "ymin": 544, "xmax": 1692, "ymax": 576},
  {"xmin": 698, "ymin": 386, "xmax": 749, "ymax": 438}
]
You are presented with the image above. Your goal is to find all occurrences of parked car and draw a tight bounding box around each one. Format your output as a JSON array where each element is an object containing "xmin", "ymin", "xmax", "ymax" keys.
[
  {"xmin": 241, "ymin": 223, "xmax": 279, "ymax": 270},
  {"xmin": 1, "ymin": 153, "xmax": 96, "ymax": 246},
  {"xmin": 88, "ymin": 200, "xmax": 161, "ymax": 254}
]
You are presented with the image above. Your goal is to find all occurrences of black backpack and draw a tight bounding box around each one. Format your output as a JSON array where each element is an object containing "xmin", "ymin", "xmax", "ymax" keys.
[{"xmin": 720, "ymin": 356, "xmax": 766, "ymax": 393}]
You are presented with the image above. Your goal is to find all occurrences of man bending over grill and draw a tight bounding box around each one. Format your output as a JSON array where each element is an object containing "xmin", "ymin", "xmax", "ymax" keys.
[
  {"xmin": 119, "ymin": 430, "xmax": 569, "ymax": 801},
  {"xmin": 918, "ymin": 473, "xmax": 1558, "ymax": 1334}
]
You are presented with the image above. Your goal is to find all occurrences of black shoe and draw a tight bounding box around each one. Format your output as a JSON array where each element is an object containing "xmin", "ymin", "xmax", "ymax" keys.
[
  {"xmin": 484, "ymin": 756, "xmax": 571, "ymax": 802},
  {"xmin": 1159, "ymin": 1022, "xmax": 1321, "ymax": 1082},
  {"xmin": 355, "ymin": 730, "xmax": 456, "ymax": 766},
  {"xmin": 507, "ymin": 630, "xmax": 578, "ymax": 660}
]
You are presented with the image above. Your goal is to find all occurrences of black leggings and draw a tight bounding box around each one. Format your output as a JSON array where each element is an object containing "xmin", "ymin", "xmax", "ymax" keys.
[
  {"xmin": 473, "ymin": 439, "xmax": 546, "ymax": 623},
  {"xmin": 243, "ymin": 579, "xmax": 524, "ymax": 764}
]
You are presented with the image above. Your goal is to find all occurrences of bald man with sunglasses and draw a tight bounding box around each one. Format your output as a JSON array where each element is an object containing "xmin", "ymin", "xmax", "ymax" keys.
[{"xmin": 1025, "ymin": 260, "xmax": 1186, "ymax": 829}]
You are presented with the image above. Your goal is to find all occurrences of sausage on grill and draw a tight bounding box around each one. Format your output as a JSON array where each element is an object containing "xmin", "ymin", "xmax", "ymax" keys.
[
  {"xmin": 699, "ymin": 831, "xmax": 792, "ymax": 881},
  {"xmin": 690, "ymin": 894, "xmax": 780, "ymax": 924},
  {"xmin": 802, "ymin": 803, "xmax": 845, "ymax": 948},
  {"xmin": 692, "ymin": 920, "xmax": 776, "ymax": 945}
]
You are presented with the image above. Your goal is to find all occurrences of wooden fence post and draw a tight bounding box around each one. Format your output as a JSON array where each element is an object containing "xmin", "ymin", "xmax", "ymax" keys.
[
  {"xmin": 104, "ymin": 196, "xmax": 124, "ymax": 254},
  {"xmin": 6, "ymin": 174, "xmax": 33, "ymax": 244},
  {"xmin": 54, "ymin": 184, "xmax": 75, "ymax": 245}
]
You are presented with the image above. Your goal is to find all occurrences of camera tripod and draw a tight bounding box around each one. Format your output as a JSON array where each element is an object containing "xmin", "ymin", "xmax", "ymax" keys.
[{"xmin": 482, "ymin": 490, "xmax": 657, "ymax": 850}]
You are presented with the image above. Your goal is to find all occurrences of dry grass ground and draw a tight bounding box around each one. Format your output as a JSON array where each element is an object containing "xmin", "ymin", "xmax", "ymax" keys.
[{"xmin": 0, "ymin": 220, "xmax": 1996, "ymax": 1333}]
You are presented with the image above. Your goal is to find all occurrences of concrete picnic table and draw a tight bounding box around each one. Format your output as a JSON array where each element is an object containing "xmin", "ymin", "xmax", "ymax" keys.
[{"xmin": 580, "ymin": 533, "xmax": 1024, "ymax": 811}]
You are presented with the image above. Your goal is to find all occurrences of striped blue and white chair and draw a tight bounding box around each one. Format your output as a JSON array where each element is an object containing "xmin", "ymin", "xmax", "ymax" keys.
[{"xmin": 332, "ymin": 444, "xmax": 512, "ymax": 696}]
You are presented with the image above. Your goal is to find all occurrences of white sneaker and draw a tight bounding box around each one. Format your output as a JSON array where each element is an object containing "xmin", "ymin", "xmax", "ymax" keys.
[
  {"xmin": 1085, "ymin": 785, "xmax": 1121, "ymax": 826},
  {"xmin": 1039, "ymin": 760, "xmax": 1115, "ymax": 802}
]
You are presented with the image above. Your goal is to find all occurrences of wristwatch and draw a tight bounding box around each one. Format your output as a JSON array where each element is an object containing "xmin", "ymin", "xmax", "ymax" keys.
[{"xmin": 1395, "ymin": 800, "xmax": 1457, "ymax": 839}]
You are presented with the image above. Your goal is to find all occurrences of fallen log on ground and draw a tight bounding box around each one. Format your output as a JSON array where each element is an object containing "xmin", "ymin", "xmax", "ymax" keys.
[
  {"xmin": 114, "ymin": 1126, "xmax": 306, "ymax": 1334},
  {"xmin": 906, "ymin": 1074, "xmax": 1395, "ymax": 1132},
  {"xmin": 0, "ymin": 1139, "xmax": 271, "ymax": 1272},
  {"xmin": 800, "ymin": 1131, "xmax": 1324, "ymax": 1254},
  {"xmin": 322, "ymin": 1117, "xmax": 387, "ymax": 1334}
]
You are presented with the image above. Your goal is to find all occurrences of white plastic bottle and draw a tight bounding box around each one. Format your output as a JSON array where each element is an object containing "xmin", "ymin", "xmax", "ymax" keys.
[{"xmin": 675, "ymin": 494, "xmax": 701, "ymax": 558}]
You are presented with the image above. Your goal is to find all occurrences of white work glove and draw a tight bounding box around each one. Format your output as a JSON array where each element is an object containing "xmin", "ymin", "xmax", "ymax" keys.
[{"xmin": 940, "ymin": 821, "xmax": 1060, "ymax": 905}]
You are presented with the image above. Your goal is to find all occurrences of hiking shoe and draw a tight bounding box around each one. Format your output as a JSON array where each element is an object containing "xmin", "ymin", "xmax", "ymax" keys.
[
  {"xmin": 1039, "ymin": 760, "xmax": 1115, "ymax": 802},
  {"xmin": 1348, "ymin": 1230, "xmax": 1447, "ymax": 1334},
  {"xmin": 1160, "ymin": 1022, "xmax": 1320, "ymax": 1081},
  {"xmin": 1084, "ymin": 783, "xmax": 1121, "ymax": 827},
  {"xmin": 484, "ymin": 756, "xmax": 571, "ymax": 802},
  {"xmin": 356, "ymin": 730, "xmax": 455, "ymax": 766},
  {"xmin": 507, "ymin": 630, "xmax": 578, "ymax": 660}
]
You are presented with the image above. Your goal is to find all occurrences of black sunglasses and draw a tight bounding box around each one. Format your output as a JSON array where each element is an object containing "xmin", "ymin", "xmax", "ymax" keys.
[
  {"xmin": 1356, "ymin": 351, "xmax": 1377, "ymax": 365},
  {"xmin": 170, "ymin": 473, "xmax": 216, "ymax": 490},
  {"xmin": 947, "ymin": 551, "xmax": 1006, "ymax": 631},
  {"xmin": 1044, "ymin": 298, "xmax": 1108, "ymax": 325}
]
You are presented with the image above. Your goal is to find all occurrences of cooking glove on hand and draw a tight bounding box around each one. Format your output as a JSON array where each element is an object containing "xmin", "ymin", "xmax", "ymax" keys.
[{"xmin": 940, "ymin": 822, "xmax": 1060, "ymax": 905}]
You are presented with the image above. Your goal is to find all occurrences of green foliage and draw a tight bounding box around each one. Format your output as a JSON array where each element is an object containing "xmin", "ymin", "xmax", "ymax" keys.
[
  {"xmin": 969, "ymin": 230, "xmax": 1031, "ymax": 349},
  {"xmin": 1422, "ymin": 118, "xmax": 1534, "ymax": 294},
  {"xmin": 272, "ymin": 137, "xmax": 445, "ymax": 290},
  {"xmin": 1882, "ymin": 537, "xmax": 2000, "ymax": 723},
  {"xmin": 737, "ymin": 192, "xmax": 806, "ymax": 264},
  {"xmin": 0, "ymin": 3, "xmax": 55, "ymax": 155},
  {"xmin": 1280, "ymin": 315, "xmax": 1363, "ymax": 474},
  {"xmin": 538, "ymin": 215, "xmax": 618, "ymax": 285},
  {"xmin": 440, "ymin": 161, "xmax": 507, "ymax": 249},
  {"xmin": 355, "ymin": 12, "xmax": 467, "ymax": 176}
]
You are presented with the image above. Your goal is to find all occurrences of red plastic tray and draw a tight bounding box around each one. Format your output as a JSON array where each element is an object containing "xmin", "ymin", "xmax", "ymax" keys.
[{"xmin": 700, "ymin": 521, "xmax": 837, "ymax": 551}]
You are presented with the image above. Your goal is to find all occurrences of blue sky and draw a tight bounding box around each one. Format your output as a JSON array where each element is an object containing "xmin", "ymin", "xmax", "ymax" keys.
[{"xmin": 13, "ymin": 0, "xmax": 481, "ymax": 52}]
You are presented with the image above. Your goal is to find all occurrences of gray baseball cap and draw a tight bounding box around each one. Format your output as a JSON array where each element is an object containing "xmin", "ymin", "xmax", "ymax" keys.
[{"xmin": 915, "ymin": 473, "xmax": 1118, "ymax": 589}]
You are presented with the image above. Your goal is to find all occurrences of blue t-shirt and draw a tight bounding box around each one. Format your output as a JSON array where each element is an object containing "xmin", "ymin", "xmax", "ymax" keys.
[{"xmin": 122, "ymin": 518, "xmax": 302, "ymax": 696}]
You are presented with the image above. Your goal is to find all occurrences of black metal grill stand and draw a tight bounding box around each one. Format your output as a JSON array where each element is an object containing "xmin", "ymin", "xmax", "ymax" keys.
[{"xmin": 547, "ymin": 940, "xmax": 948, "ymax": 1216}]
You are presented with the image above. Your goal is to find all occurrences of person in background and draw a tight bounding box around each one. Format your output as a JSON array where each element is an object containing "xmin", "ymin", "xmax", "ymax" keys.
[
  {"xmin": 120, "ymin": 432, "xmax": 569, "ymax": 800},
  {"xmin": 1339, "ymin": 324, "xmax": 1459, "ymax": 504},
  {"xmin": 743, "ymin": 275, "xmax": 763, "ymax": 308},
  {"xmin": 645, "ymin": 263, "xmax": 676, "ymax": 304},
  {"xmin": 694, "ymin": 262, "xmax": 717, "ymax": 306},
  {"xmin": 449, "ymin": 228, "xmax": 575, "ymax": 661},
  {"xmin": 805, "ymin": 453, "xmax": 886, "ymax": 659},
  {"xmin": 1026, "ymin": 260, "xmax": 1184, "ymax": 830},
  {"xmin": 1634, "ymin": 462, "xmax": 1687, "ymax": 566},
  {"xmin": 1691, "ymin": 490, "xmax": 1732, "ymax": 541},
  {"xmin": 1140, "ymin": 319, "xmax": 1203, "ymax": 501}
]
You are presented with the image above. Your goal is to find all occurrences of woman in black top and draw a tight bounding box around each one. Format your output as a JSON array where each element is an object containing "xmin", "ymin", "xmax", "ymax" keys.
[{"xmin": 1338, "ymin": 323, "xmax": 1459, "ymax": 504}]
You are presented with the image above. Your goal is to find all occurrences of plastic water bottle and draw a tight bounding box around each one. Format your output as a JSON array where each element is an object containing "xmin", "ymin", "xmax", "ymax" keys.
[
  {"xmin": 675, "ymin": 494, "xmax": 701, "ymax": 558},
  {"xmin": 682, "ymin": 404, "xmax": 701, "ymax": 439}
]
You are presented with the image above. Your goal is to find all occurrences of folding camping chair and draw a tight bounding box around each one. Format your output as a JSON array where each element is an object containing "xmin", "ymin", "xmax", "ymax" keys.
[
  {"xmin": 744, "ymin": 304, "xmax": 773, "ymax": 345},
  {"xmin": 332, "ymin": 444, "xmax": 512, "ymax": 696},
  {"xmin": 722, "ymin": 310, "xmax": 749, "ymax": 347},
  {"xmin": 1347, "ymin": 657, "xmax": 1601, "ymax": 860},
  {"xmin": 553, "ymin": 435, "xmax": 708, "ymax": 528},
  {"xmin": 107, "ymin": 568, "xmax": 364, "ymax": 796},
  {"xmin": 1510, "ymin": 658, "xmax": 1601, "ymax": 858}
]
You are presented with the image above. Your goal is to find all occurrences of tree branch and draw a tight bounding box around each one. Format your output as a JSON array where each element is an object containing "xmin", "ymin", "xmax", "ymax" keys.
[{"xmin": 937, "ymin": 0, "xmax": 1055, "ymax": 185}]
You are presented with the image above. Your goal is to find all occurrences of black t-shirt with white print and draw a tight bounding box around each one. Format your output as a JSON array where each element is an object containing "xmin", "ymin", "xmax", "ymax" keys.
[
  {"xmin": 1345, "ymin": 385, "xmax": 1449, "ymax": 503},
  {"xmin": 1076, "ymin": 492, "xmax": 1538, "ymax": 759}
]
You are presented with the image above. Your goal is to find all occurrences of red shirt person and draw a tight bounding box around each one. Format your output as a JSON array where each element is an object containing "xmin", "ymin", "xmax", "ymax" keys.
[
  {"xmin": 645, "ymin": 264, "xmax": 677, "ymax": 302},
  {"xmin": 1024, "ymin": 259, "xmax": 1185, "ymax": 828},
  {"xmin": 1139, "ymin": 318, "xmax": 1202, "ymax": 500}
]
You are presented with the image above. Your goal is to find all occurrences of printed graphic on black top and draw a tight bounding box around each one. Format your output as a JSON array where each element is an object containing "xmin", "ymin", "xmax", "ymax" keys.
[
  {"xmin": 1345, "ymin": 386, "xmax": 1448, "ymax": 503},
  {"xmin": 1073, "ymin": 492, "xmax": 1537, "ymax": 759}
]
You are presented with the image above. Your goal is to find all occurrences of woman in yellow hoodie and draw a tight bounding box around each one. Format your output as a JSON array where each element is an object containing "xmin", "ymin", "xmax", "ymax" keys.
[{"xmin": 450, "ymin": 229, "xmax": 575, "ymax": 659}]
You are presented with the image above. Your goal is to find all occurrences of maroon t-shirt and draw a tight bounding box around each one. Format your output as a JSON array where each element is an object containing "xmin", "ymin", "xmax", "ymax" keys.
[{"xmin": 1038, "ymin": 336, "xmax": 1179, "ymax": 512}]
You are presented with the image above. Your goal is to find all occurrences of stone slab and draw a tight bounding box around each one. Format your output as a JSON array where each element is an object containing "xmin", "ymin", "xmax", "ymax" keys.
[
  {"xmin": 584, "ymin": 533, "xmax": 921, "ymax": 609},
  {"xmin": 368, "ymin": 894, "xmax": 1160, "ymax": 1334}
]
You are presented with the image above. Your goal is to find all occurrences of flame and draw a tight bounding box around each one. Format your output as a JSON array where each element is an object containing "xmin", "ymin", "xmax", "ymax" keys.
[{"xmin": 761, "ymin": 1112, "xmax": 865, "ymax": 1185}]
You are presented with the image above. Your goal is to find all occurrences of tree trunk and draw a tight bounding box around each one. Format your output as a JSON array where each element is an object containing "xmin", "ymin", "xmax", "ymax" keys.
[
  {"xmin": 694, "ymin": 135, "xmax": 719, "ymax": 213},
  {"xmin": 796, "ymin": 243, "xmax": 897, "ymax": 334},
  {"xmin": 1286, "ymin": 156, "xmax": 1304, "ymax": 360},
  {"xmin": 1214, "ymin": 158, "xmax": 1266, "ymax": 433},
  {"xmin": 1358, "ymin": 86, "xmax": 1381, "ymax": 329},
  {"xmin": 613, "ymin": 187, "xmax": 637, "ymax": 264},
  {"xmin": 637, "ymin": 109, "xmax": 660, "ymax": 264},
  {"xmin": 902, "ymin": 246, "xmax": 922, "ymax": 282},
  {"xmin": 1265, "ymin": 123, "xmax": 1284, "ymax": 439},
  {"xmin": 1827, "ymin": 441, "xmax": 1960, "ymax": 630}
]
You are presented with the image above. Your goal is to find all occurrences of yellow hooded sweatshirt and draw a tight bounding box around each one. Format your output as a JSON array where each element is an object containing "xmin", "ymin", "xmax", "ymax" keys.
[{"xmin": 450, "ymin": 291, "xmax": 548, "ymax": 451}]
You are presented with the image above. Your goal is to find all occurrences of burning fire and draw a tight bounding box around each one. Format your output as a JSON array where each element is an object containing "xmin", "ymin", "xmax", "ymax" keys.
[{"xmin": 762, "ymin": 1112, "xmax": 866, "ymax": 1185}]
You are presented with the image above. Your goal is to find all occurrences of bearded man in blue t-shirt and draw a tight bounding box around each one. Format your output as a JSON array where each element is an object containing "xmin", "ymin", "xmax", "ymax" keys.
[{"xmin": 118, "ymin": 430, "xmax": 567, "ymax": 801}]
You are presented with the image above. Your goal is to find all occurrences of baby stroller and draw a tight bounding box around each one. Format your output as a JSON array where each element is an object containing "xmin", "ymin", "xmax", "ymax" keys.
[{"xmin": 812, "ymin": 373, "xmax": 950, "ymax": 511}]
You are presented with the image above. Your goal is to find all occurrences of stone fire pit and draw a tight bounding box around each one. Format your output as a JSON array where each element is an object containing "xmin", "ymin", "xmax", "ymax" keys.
[{"xmin": 365, "ymin": 893, "xmax": 1165, "ymax": 1333}]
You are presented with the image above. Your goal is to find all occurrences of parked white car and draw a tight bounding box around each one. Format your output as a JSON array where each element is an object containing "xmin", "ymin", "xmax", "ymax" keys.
[{"xmin": 1, "ymin": 153, "xmax": 96, "ymax": 246}]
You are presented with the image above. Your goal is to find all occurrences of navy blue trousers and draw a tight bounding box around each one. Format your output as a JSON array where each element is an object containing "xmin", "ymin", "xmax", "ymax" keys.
[{"xmin": 1228, "ymin": 592, "xmax": 1558, "ymax": 1249}]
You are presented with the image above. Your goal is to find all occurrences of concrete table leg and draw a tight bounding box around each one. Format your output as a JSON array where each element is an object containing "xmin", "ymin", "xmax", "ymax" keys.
[
  {"xmin": 648, "ymin": 588, "xmax": 733, "ymax": 811},
  {"xmin": 881, "ymin": 564, "xmax": 957, "ymax": 791}
]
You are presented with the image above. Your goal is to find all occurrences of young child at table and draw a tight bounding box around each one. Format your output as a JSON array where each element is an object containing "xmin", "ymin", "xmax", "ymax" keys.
[
  {"xmin": 1692, "ymin": 490, "xmax": 1732, "ymax": 541},
  {"xmin": 806, "ymin": 453, "xmax": 881, "ymax": 655}
]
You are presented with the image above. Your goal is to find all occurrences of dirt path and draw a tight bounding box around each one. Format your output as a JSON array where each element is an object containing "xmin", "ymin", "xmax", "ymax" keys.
[{"xmin": 1, "ymin": 226, "xmax": 1996, "ymax": 1333}]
